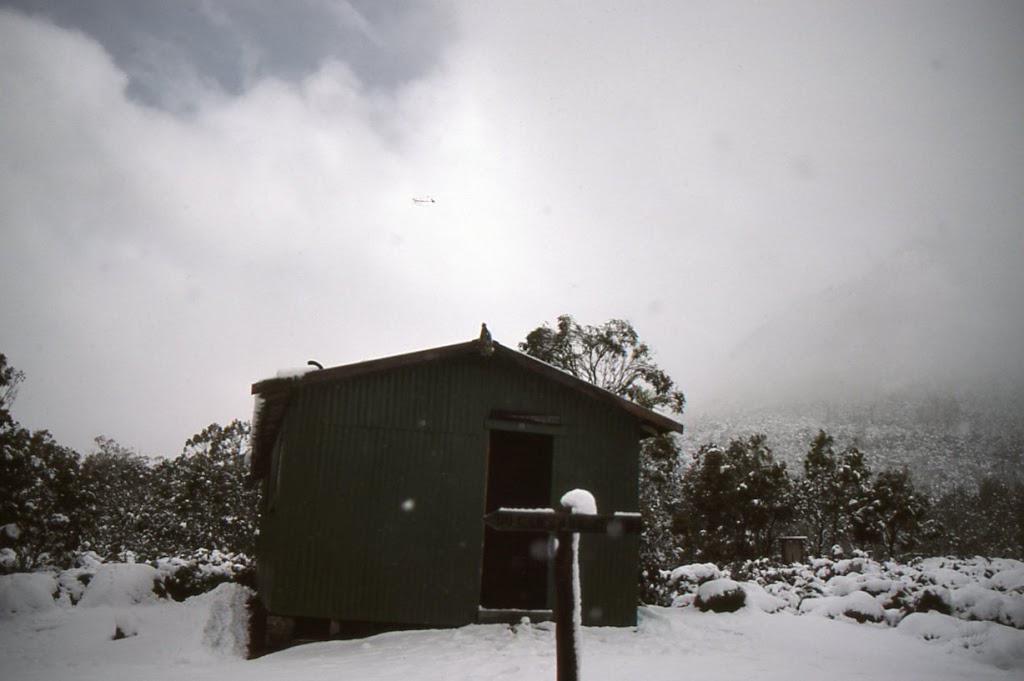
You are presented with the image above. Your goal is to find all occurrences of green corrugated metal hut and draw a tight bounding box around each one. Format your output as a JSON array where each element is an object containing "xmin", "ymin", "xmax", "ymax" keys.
[{"xmin": 250, "ymin": 332, "xmax": 681, "ymax": 638}]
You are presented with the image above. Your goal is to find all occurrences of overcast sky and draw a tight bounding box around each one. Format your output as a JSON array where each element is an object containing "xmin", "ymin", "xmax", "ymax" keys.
[{"xmin": 2, "ymin": 1, "xmax": 1022, "ymax": 457}]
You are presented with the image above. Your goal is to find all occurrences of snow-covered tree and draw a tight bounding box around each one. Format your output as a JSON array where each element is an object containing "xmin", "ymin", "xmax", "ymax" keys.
[
  {"xmin": 928, "ymin": 476, "xmax": 1024, "ymax": 557},
  {"xmin": 520, "ymin": 314, "xmax": 685, "ymax": 413},
  {"xmin": 520, "ymin": 315, "xmax": 686, "ymax": 602},
  {"xmin": 637, "ymin": 433, "xmax": 684, "ymax": 603},
  {"xmin": 677, "ymin": 434, "xmax": 794, "ymax": 564},
  {"xmin": 0, "ymin": 427, "xmax": 83, "ymax": 570},
  {"xmin": 0, "ymin": 355, "xmax": 83, "ymax": 570},
  {"xmin": 79, "ymin": 437, "xmax": 157, "ymax": 560},
  {"xmin": 151, "ymin": 420, "xmax": 259, "ymax": 557},
  {"xmin": 794, "ymin": 431, "xmax": 873, "ymax": 556},
  {"xmin": 855, "ymin": 468, "xmax": 929, "ymax": 559},
  {"xmin": 0, "ymin": 353, "xmax": 25, "ymax": 431}
]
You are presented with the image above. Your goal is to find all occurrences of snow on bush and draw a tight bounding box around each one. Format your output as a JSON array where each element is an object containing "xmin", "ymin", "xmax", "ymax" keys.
[
  {"xmin": 0, "ymin": 547, "xmax": 253, "ymax": 618},
  {"xmin": 912, "ymin": 586, "xmax": 952, "ymax": 615},
  {"xmin": 0, "ymin": 547, "xmax": 17, "ymax": 572},
  {"xmin": 0, "ymin": 572, "xmax": 58, "ymax": 616},
  {"xmin": 57, "ymin": 567, "xmax": 94, "ymax": 605},
  {"xmin": 799, "ymin": 591, "xmax": 885, "ymax": 623},
  {"xmin": 669, "ymin": 562, "xmax": 720, "ymax": 586},
  {"xmin": 79, "ymin": 563, "xmax": 164, "ymax": 608},
  {"xmin": 738, "ymin": 581, "xmax": 788, "ymax": 613},
  {"xmin": 668, "ymin": 555, "xmax": 1024, "ymax": 632},
  {"xmin": 156, "ymin": 549, "xmax": 253, "ymax": 600},
  {"xmin": 986, "ymin": 566, "xmax": 1024, "ymax": 592},
  {"xmin": 694, "ymin": 578, "xmax": 746, "ymax": 612}
]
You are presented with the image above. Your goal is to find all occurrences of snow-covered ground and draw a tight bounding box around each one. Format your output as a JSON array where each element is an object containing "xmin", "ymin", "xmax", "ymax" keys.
[{"xmin": 2, "ymin": 571, "xmax": 1023, "ymax": 681}]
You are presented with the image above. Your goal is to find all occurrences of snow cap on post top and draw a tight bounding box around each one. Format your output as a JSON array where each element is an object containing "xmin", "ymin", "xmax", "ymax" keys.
[{"xmin": 560, "ymin": 489, "xmax": 598, "ymax": 515}]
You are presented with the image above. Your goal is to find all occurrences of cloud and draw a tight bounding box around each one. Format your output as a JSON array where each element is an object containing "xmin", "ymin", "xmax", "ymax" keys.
[{"xmin": 1, "ymin": 3, "xmax": 1022, "ymax": 455}]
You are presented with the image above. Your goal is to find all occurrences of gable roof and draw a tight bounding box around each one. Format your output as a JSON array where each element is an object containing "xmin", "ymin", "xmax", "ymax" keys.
[{"xmin": 250, "ymin": 338, "xmax": 683, "ymax": 476}]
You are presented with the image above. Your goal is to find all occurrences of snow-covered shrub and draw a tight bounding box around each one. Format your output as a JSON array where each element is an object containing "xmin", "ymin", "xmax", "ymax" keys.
[
  {"xmin": 729, "ymin": 558, "xmax": 826, "ymax": 606},
  {"xmin": 739, "ymin": 581, "xmax": 787, "ymax": 613},
  {"xmin": 666, "ymin": 555, "xmax": 1024, "ymax": 631},
  {"xmin": 986, "ymin": 566, "xmax": 1024, "ymax": 593},
  {"xmin": 0, "ymin": 547, "xmax": 16, "ymax": 573},
  {"xmin": 56, "ymin": 567, "xmax": 93, "ymax": 605},
  {"xmin": 0, "ymin": 572, "xmax": 59, "ymax": 615},
  {"xmin": 78, "ymin": 563, "xmax": 165, "ymax": 607},
  {"xmin": 667, "ymin": 563, "xmax": 723, "ymax": 607},
  {"xmin": 669, "ymin": 562, "xmax": 721, "ymax": 587},
  {"xmin": 913, "ymin": 586, "xmax": 952, "ymax": 615},
  {"xmin": 800, "ymin": 591, "xmax": 885, "ymax": 623},
  {"xmin": 694, "ymin": 579, "xmax": 746, "ymax": 612},
  {"xmin": 832, "ymin": 553, "xmax": 872, "ymax": 576},
  {"xmin": 156, "ymin": 549, "xmax": 253, "ymax": 601},
  {"xmin": 645, "ymin": 569, "xmax": 676, "ymax": 606}
]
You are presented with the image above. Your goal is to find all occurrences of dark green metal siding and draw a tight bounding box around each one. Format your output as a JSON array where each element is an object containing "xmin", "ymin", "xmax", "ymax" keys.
[{"xmin": 258, "ymin": 352, "xmax": 642, "ymax": 627}]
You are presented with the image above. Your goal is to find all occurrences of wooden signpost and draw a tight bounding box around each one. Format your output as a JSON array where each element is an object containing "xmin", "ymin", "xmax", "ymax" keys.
[{"xmin": 483, "ymin": 502, "xmax": 642, "ymax": 681}]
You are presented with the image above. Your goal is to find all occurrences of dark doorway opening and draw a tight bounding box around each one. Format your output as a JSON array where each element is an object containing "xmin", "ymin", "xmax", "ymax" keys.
[{"xmin": 479, "ymin": 430, "xmax": 553, "ymax": 609}]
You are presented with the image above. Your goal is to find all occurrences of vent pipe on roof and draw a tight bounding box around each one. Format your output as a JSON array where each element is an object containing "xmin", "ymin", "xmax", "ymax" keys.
[{"xmin": 479, "ymin": 323, "xmax": 495, "ymax": 356}]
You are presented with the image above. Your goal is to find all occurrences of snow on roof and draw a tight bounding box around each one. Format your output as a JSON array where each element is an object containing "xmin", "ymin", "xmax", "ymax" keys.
[{"xmin": 274, "ymin": 366, "xmax": 316, "ymax": 379}]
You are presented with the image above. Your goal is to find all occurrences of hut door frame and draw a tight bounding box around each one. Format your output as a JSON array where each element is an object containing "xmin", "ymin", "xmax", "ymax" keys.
[{"xmin": 479, "ymin": 428, "xmax": 554, "ymax": 610}]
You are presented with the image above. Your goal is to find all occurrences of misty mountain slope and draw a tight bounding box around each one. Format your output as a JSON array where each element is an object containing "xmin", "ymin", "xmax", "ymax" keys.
[
  {"xmin": 684, "ymin": 385, "xmax": 1024, "ymax": 492},
  {"xmin": 714, "ymin": 233, "xmax": 1024, "ymax": 405},
  {"xmin": 689, "ymin": 234, "xmax": 1024, "ymax": 490}
]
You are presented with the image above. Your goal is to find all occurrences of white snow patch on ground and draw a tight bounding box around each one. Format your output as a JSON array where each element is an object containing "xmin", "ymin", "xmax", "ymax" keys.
[
  {"xmin": 3, "ymin": 555, "xmax": 1024, "ymax": 680},
  {"xmin": 2, "ymin": 601, "xmax": 1021, "ymax": 681},
  {"xmin": 898, "ymin": 611, "xmax": 1024, "ymax": 671},
  {"xmin": 1, "ymin": 582, "xmax": 252, "ymax": 681}
]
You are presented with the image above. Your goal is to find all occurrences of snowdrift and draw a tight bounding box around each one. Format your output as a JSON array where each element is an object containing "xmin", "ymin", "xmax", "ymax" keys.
[{"xmin": 1, "ymin": 554, "xmax": 1022, "ymax": 679}]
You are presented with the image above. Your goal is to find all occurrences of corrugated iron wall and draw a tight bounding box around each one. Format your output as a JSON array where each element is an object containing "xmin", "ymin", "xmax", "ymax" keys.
[{"xmin": 259, "ymin": 352, "xmax": 641, "ymax": 627}]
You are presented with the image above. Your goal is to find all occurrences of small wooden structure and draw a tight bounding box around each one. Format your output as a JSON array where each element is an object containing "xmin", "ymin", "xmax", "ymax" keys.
[
  {"xmin": 780, "ymin": 536, "xmax": 807, "ymax": 564},
  {"xmin": 250, "ymin": 332, "xmax": 681, "ymax": 644},
  {"xmin": 485, "ymin": 502, "xmax": 642, "ymax": 681}
]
